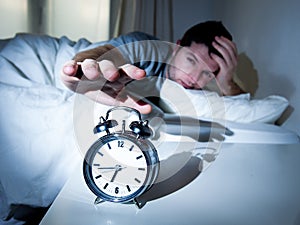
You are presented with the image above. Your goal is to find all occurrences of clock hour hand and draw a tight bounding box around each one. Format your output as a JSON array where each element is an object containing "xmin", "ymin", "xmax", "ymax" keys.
[
  {"xmin": 98, "ymin": 167, "xmax": 117, "ymax": 170},
  {"xmin": 96, "ymin": 166, "xmax": 117, "ymax": 173}
]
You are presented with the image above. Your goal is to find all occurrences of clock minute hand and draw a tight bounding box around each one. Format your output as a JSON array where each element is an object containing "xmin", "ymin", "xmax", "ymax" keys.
[{"xmin": 110, "ymin": 165, "xmax": 123, "ymax": 182}]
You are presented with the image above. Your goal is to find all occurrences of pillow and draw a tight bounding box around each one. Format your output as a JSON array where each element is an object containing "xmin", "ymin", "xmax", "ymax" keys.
[{"xmin": 159, "ymin": 80, "xmax": 289, "ymax": 124}]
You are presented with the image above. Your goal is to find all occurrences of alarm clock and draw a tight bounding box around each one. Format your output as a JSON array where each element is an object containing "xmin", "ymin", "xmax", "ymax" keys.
[{"xmin": 83, "ymin": 106, "xmax": 159, "ymax": 208}]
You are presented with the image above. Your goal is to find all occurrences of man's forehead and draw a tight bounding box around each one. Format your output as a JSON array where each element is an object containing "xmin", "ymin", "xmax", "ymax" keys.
[{"xmin": 186, "ymin": 42, "xmax": 218, "ymax": 71}]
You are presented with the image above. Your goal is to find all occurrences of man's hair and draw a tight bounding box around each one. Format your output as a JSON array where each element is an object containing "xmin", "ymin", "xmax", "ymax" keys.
[{"xmin": 180, "ymin": 21, "xmax": 232, "ymax": 59}]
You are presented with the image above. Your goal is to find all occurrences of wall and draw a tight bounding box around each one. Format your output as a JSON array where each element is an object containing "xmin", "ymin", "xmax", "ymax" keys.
[
  {"xmin": 0, "ymin": 0, "xmax": 110, "ymax": 42},
  {"xmin": 0, "ymin": 0, "xmax": 28, "ymax": 39},
  {"xmin": 173, "ymin": 0, "xmax": 300, "ymax": 135},
  {"xmin": 44, "ymin": 0, "xmax": 110, "ymax": 42},
  {"xmin": 172, "ymin": 0, "xmax": 213, "ymax": 41}
]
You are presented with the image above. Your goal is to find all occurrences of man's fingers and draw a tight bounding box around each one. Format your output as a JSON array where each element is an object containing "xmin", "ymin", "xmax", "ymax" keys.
[
  {"xmin": 98, "ymin": 60, "xmax": 120, "ymax": 81},
  {"xmin": 62, "ymin": 58, "xmax": 150, "ymax": 114},
  {"xmin": 119, "ymin": 64, "xmax": 146, "ymax": 80},
  {"xmin": 61, "ymin": 60, "xmax": 81, "ymax": 91},
  {"xmin": 74, "ymin": 59, "xmax": 146, "ymax": 83},
  {"xmin": 80, "ymin": 59, "xmax": 102, "ymax": 80},
  {"xmin": 213, "ymin": 36, "xmax": 237, "ymax": 64},
  {"xmin": 62, "ymin": 60, "xmax": 78, "ymax": 76}
]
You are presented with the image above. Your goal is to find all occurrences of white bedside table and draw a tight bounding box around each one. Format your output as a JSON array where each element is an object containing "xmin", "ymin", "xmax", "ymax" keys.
[{"xmin": 40, "ymin": 142, "xmax": 300, "ymax": 225}]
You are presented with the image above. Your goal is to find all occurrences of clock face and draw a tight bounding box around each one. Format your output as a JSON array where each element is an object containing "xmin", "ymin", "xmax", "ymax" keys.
[{"xmin": 83, "ymin": 133, "xmax": 158, "ymax": 203}]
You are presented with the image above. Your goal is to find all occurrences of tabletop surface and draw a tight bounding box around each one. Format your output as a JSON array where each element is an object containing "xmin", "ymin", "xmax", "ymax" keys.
[{"xmin": 40, "ymin": 142, "xmax": 300, "ymax": 225}]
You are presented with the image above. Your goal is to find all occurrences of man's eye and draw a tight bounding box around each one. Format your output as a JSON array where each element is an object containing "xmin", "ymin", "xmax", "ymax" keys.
[
  {"xmin": 203, "ymin": 71, "xmax": 214, "ymax": 78},
  {"xmin": 187, "ymin": 57, "xmax": 195, "ymax": 65}
]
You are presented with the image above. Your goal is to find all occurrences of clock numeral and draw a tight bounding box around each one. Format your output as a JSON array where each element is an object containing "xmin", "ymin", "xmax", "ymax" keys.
[
  {"xmin": 136, "ymin": 155, "xmax": 143, "ymax": 160},
  {"xmin": 129, "ymin": 145, "xmax": 134, "ymax": 151},
  {"xmin": 115, "ymin": 187, "xmax": 119, "ymax": 194},
  {"xmin": 134, "ymin": 178, "xmax": 141, "ymax": 184},
  {"xmin": 118, "ymin": 141, "xmax": 124, "ymax": 148},
  {"xmin": 126, "ymin": 185, "xmax": 131, "ymax": 192},
  {"xmin": 138, "ymin": 168, "xmax": 145, "ymax": 171},
  {"xmin": 104, "ymin": 183, "xmax": 109, "ymax": 189},
  {"xmin": 107, "ymin": 143, "xmax": 111, "ymax": 149},
  {"xmin": 97, "ymin": 151, "xmax": 103, "ymax": 156},
  {"xmin": 95, "ymin": 175, "xmax": 102, "ymax": 179},
  {"xmin": 93, "ymin": 163, "xmax": 100, "ymax": 167}
]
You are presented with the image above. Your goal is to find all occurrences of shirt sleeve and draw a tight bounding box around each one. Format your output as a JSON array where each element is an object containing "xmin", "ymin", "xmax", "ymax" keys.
[
  {"xmin": 107, "ymin": 32, "xmax": 173, "ymax": 78},
  {"xmin": 107, "ymin": 31, "xmax": 159, "ymax": 47}
]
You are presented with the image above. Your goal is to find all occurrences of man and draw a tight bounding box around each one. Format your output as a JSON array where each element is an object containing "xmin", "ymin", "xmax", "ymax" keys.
[{"xmin": 61, "ymin": 21, "xmax": 244, "ymax": 114}]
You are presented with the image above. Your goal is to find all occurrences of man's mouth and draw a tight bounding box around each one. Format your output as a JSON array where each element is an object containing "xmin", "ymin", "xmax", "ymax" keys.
[{"xmin": 179, "ymin": 80, "xmax": 193, "ymax": 89}]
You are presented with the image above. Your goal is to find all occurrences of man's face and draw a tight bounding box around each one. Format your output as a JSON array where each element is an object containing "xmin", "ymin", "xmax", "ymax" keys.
[{"xmin": 168, "ymin": 42, "xmax": 219, "ymax": 89}]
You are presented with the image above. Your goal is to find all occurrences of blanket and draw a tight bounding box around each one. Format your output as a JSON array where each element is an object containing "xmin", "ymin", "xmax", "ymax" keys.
[{"xmin": 0, "ymin": 33, "xmax": 95, "ymax": 222}]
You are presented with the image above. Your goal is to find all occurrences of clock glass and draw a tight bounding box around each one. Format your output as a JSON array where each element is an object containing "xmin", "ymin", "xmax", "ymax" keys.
[{"xmin": 83, "ymin": 133, "xmax": 156, "ymax": 203}]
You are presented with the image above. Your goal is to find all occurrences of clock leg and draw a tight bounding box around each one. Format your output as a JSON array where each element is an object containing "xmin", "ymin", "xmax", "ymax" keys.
[
  {"xmin": 133, "ymin": 198, "xmax": 146, "ymax": 209},
  {"xmin": 94, "ymin": 197, "xmax": 105, "ymax": 205}
]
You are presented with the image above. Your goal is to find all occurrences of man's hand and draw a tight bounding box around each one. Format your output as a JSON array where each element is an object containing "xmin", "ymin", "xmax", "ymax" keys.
[
  {"xmin": 61, "ymin": 58, "xmax": 152, "ymax": 114},
  {"xmin": 211, "ymin": 36, "xmax": 244, "ymax": 96}
]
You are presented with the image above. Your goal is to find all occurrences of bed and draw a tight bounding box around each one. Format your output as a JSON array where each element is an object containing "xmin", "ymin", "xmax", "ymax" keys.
[{"xmin": 0, "ymin": 33, "xmax": 299, "ymax": 224}]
